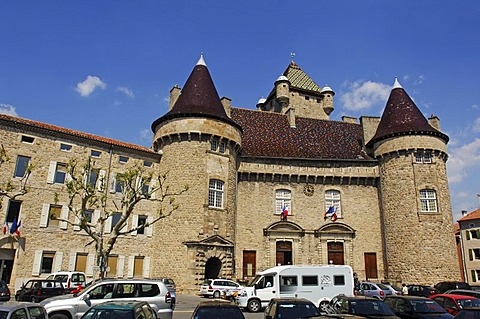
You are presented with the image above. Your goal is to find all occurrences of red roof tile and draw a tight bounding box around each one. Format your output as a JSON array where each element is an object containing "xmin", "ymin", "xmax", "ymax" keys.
[{"xmin": 458, "ymin": 209, "xmax": 480, "ymax": 222}]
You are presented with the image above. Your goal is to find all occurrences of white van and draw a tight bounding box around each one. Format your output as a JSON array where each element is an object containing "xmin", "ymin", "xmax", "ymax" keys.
[
  {"xmin": 236, "ymin": 265, "xmax": 354, "ymax": 312},
  {"xmin": 46, "ymin": 271, "xmax": 86, "ymax": 293}
]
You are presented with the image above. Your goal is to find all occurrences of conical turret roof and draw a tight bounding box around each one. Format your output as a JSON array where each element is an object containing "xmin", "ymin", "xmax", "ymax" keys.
[
  {"xmin": 283, "ymin": 61, "xmax": 322, "ymax": 94},
  {"xmin": 152, "ymin": 55, "xmax": 240, "ymax": 131},
  {"xmin": 367, "ymin": 79, "xmax": 448, "ymax": 146}
]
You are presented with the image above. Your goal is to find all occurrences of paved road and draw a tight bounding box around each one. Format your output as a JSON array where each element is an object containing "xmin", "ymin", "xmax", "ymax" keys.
[{"xmin": 173, "ymin": 294, "xmax": 263, "ymax": 319}]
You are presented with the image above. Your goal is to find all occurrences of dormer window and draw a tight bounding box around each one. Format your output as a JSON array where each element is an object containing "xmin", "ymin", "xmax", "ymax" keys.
[{"xmin": 414, "ymin": 151, "xmax": 432, "ymax": 164}]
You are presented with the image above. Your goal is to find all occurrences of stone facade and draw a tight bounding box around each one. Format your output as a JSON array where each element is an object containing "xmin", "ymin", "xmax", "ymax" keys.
[{"xmin": 0, "ymin": 58, "xmax": 460, "ymax": 295}]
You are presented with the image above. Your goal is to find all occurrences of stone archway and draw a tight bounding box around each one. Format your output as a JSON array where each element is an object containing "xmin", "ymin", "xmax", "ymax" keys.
[{"xmin": 204, "ymin": 257, "xmax": 222, "ymax": 279}]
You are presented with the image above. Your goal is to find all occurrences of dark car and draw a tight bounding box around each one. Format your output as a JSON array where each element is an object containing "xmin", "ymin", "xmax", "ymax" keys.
[
  {"xmin": 384, "ymin": 295, "xmax": 453, "ymax": 319},
  {"xmin": 408, "ymin": 285, "xmax": 439, "ymax": 298},
  {"xmin": 0, "ymin": 302, "xmax": 48, "ymax": 319},
  {"xmin": 191, "ymin": 300, "xmax": 245, "ymax": 319},
  {"xmin": 435, "ymin": 283, "xmax": 472, "ymax": 294},
  {"xmin": 80, "ymin": 300, "xmax": 157, "ymax": 319},
  {"xmin": 15, "ymin": 279, "xmax": 65, "ymax": 302},
  {"xmin": 430, "ymin": 294, "xmax": 480, "ymax": 316},
  {"xmin": 264, "ymin": 298, "xmax": 321, "ymax": 319},
  {"xmin": 0, "ymin": 280, "xmax": 11, "ymax": 302},
  {"xmin": 326, "ymin": 295, "xmax": 400, "ymax": 318},
  {"xmin": 453, "ymin": 307, "xmax": 480, "ymax": 319}
]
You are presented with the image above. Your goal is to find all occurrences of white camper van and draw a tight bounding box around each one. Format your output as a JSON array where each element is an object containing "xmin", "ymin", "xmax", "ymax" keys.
[{"xmin": 236, "ymin": 265, "xmax": 354, "ymax": 312}]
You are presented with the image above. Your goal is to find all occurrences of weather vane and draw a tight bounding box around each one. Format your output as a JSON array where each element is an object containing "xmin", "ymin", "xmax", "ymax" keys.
[{"xmin": 290, "ymin": 52, "xmax": 296, "ymax": 61}]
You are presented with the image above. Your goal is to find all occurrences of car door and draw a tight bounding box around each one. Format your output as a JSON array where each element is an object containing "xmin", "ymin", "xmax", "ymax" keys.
[{"xmin": 81, "ymin": 283, "xmax": 116, "ymax": 318}]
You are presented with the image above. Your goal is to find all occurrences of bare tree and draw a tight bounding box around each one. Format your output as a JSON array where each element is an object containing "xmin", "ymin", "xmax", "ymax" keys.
[
  {"xmin": 53, "ymin": 158, "xmax": 188, "ymax": 279},
  {"xmin": 0, "ymin": 144, "xmax": 32, "ymax": 212}
]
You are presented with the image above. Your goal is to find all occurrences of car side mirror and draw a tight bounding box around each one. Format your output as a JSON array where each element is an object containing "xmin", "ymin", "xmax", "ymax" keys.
[{"xmin": 80, "ymin": 293, "xmax": 90, "ymax": 301}]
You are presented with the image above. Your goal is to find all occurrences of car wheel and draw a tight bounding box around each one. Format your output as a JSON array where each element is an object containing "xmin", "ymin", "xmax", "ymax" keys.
[
  {"xmin": 319, "ymin": 301, "xmax": 329, "ymax": 312},
  {"xmin": 213, "ymin": 290, "xmax": 221, "ymax": 299},
  {"xmin": 50, "ymin": 314, "xmax": 69, "ymax": 319},
  {"xmin": 30, "ymin": 296, "xmax": 37, "ymax": 303},
  {"xmin": 247, "ymin": 299, "xmax": 261, "ymax": 312}
]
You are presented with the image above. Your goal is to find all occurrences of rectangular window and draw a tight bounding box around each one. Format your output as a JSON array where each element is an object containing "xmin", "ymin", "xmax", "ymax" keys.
[
  {"xmin": 85, "ymin": 209, "xmax": 93, "ymax": 223},
  {"xmin": 281, "ymin": 276, "xmax": 298, "ymax": 286},
  {"xmin": 208, "ymin": 179, "xmax": 224, "ymax": 208},
  {"xmin": 325, "ymin": 190, "xmax": 342, "ymax": 218},
  {"xmin": 111, "ymin": 213, "xmax": 122, "ymax": 232},
  {"xmin": 60, "ymin": 143, "xmax": 72, "ymax": 152},
  {"xmin": 470, "ymin": 249, "xmax": 480, "ymax": 260},
  {"xmin": 334, "ymin": 275, "xmax": 346, "ymax": 286},
  {"xmin": 54, "ymin": 163, "xmax": 68, "ymax": 184},
  {"xmin": 88, "ymin": 169, "xmax": 99, "ymax": 188},
  {"xmin": 471, "ymin": 230, "xmax": 480, "ymax": 239},
  {"xmin": 90, "ymin": 150, "xmax": 101, "ymax": 158},
  {"xmin": 210, "ymin": 140, "xmax": 218, "ymax": 152},
  {"xmin": 21, "ymin": 135, "xmax": 34, "ymax": 144},
  {"xmin": 41, "ymin": 252, "xmax": 55, "ymax": 274},
  {"xmin": 137, "ymin": 215, "xmax": 147, "ymax": 235},
  {"xmin": 302, "ymin": 276, "xmax": 318, "ymax": 286},
  {"xmin": 219, "ymin": 142, "xmax": 226, "ymax": 154},
  {"xmin": 48, "ymin": 205, "xmax": 62, "ymax": 227},
  {"xmin": 133, "ymin": 257, "xmax": 144, "ymax": 277},
  {"xmin": 420, "ymin": 189, "xmax": 438, "ymax": 212},
  {"xmin": 472, "ymin": 270, "xmax": 478, "ymax": 282},
  {"xmin": 275, "ymin": 189, "xmax": 292, "ymax": 215},
  {"xmin": 415, "ymin": 153, "xmax": 423, "ymax": 163},
  {"xmin": 107, "ymin": 255, "xmax": 118, "ymax": 278},
  {"xmin": 119, "ymin": 156, "xmax": 129, "ymax": 164},
  {"xmin": 14, "ymin": 155, "xmax": 30, "ymax": 178},
  {"xmin": 143, "ymin": 161, "xmax": 153, "ymax": 168},
  {"xmin": 423, "ymin": 152, "xmax": 432, "ymax": 163},
  {"xmin": 115, "ymin": 180, "xmax": 124, "ymax": 193},
  {"xmin": 6, "ymin": 200, "xmax": 21, "ymax": 223},
  {"xmin": 75, "ymin": 253, "xmax": 88, "ymax": 272}
]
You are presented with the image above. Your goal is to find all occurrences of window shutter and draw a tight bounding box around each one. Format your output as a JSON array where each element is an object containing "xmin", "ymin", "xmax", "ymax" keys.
[
  {"xmin": 467, "ymin": 231, "xmax": 471, "ymax": 240},
  {"xmin": 68, "ymin": 252, "xmax": 76, "ymax": 271},
  {"xmin": 146, "ymin": 216, "xmax": 153, "ymax": 237},
  {"xmin": 105, "ymin": 216, "xmax": 112, "ymax": 234},
  {"xmin": 47, "ymin": 161, "xmax": 57, "ymax": 184},
  {"xmin": 86, "ymin": 254, "xmax": 95, "ymax": 277},
  {"xmin": 54, "ymin": 252, "xmax": 63, "ymax": 272},
  {"xmin": 143, "ymin": 257, "xmax": 151, "ymax": 278},
  {"xmin": 59, "ymin": 205, "xmax": 69, "ymax": 229},
  {"xmin": 472, "ymin": 270, "xmax": 477, "ymax": 282},
  {"xmin": 149, "ymin": 178, "xmax": 157, "ymax": 199},
  {"xmin": 127, "ymin": 256, "xmax": 135, "ymax": 278},
  {"xmin": 40, "ymin": 204, "xmax": 49, "ymax": 227},
  {"xmin": 109, "ymin": 173, "xmax": 117, "ymax": 193},
  {"xmin": 92, "ymin": 210, "xmax": 101, "ymax": 224},
  {"xmin": 132, "ymin": 215, "xmax": 138, "ymax": 236},
  {"xmin": 97, "ymin": 170, "xmax": 106, "ymax": 191},
  {"xmin": 32, "ymin": 250, "xmax": 43, "ymax": 276},
  {"xmin": 470, "ymin": 249, "xmax": 474, "ymax": 261},
  {"xmin": 73, "ymin": 215, "xmax": 80, "ymax": 231},
  {"xmin": 120, "ymin": 216, "xmax": 128, "ymax": 233},
  {"xmin": 117, "ymin": 255, "xmax": 125, "ymax": 278}
]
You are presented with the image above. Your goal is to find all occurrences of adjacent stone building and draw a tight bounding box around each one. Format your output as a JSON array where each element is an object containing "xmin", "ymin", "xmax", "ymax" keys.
[{"xmin": 0, "ymin": 56, "xmax": 460, "ymax": 293}]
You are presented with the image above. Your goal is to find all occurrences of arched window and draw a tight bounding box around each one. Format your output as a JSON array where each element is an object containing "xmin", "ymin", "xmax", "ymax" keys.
[
  {"xmin": 325, "ymin": 190, "xmax": 342, "ymax": 218},
  {"xmin": 420, "ymin": 189, "xmax": 437, "ymax": 212},
  {"xmin": 208, "ymin": 179, "xmax": 224, "ymax": 208},
  {"xmin": 275, "ymin": 189, "xmax": 291, "ymax": 215}
]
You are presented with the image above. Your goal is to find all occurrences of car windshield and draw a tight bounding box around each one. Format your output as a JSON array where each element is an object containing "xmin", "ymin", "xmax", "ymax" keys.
[
  {"xmin": 411, "ymin": 300, "xmax": 446, "ymax": 313},
  {"xmin": 248, "ymin": 275, "xmax": 262, "ymax": 287},
  {"xmin": 457, "ymin": 299, "xmax": 480, "ymax": 308},
  {"xmin": 377, "ymin": 284, "xmax": 390, "ymax": 290},
  {"xmin": 194, "ymin": 307, "xmax": 244, "ymax": 319},
  {"xmin": 350, "ymin": 300, "xmax": 395, "ymax": 316}
]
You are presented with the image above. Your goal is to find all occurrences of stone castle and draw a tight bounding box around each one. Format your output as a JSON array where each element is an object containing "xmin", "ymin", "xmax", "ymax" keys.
[{"xmin": 0, "ymin": 56, "xmax": 459, "ymax": 293}]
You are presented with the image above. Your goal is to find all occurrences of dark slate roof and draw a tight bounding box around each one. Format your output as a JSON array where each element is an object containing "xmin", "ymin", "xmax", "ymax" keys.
[
  {"xmin": 231, "ymin": 108, "xmax": 371, "ymax": 160},
  {"xmin": 283, "ymin": 61, "xmax": 322, "ymax": 94},
  {"xmin": 151, "ymin": 61, "xmax": 241, "ymax": 131},
  {"xmin": 367, "ymin": 87, "xmax": 449, "ymax": 146}
]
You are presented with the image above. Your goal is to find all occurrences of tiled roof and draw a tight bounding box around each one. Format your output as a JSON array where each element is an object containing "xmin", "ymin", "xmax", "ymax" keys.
[
  {"xmin": 152, "ymin": 61, "xmax": 241, "ymax": 131},
  {"xmin": 458, "ymin": 209, "xmax": 480, "ymax": 222},
  {"xmin": 283, "ymin": 61, "xmax": 322, "ymax": 94},
  {"xmin": 0, "ymin": 114, "xmax": 156, "ymax": 154},
  {"xmin": 367, "ymin": 87, "xmax": 449, "ymax": 146},
  {"xmin": 231, "ymin": 108, "xmax": 372, "ymax": 160}
]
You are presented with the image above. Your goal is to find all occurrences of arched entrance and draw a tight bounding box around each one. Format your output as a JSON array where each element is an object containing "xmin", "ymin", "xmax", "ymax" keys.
[
  {"xmin": 204, "ymin": 257, "xmax": 222, "ymax": 279},
  {"xmin": 276, "ymin": 241, "xmax": 292, "ymax": 265}
]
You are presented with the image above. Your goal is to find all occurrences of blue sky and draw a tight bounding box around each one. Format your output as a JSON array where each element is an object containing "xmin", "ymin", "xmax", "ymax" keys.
[{"xmin": 1, "ymin": 1, "xmax": 479, "ymax": 222}]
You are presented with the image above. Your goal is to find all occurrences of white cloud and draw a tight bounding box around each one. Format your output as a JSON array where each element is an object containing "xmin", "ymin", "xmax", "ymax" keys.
[
  {"xmin": 474, "ymin": 117, "xmax": 480, "ymax": 132},
  {"xmin": 139, "ymin": 128, "xmax": 152, "ymax": 141},
  {"xmin": 0, "ymin": 103, "xmax": 18, "ymax": 116},
  {"xmin": 447, "ymin": 138, "xmax": 480, "ymax": 184},
  {"xmin": 116, "ymin": 86, "xmax": 134, "ymax": 98},
  {"xmin": 340, "ymin": 80, "xmax": 391, "ymax": 111},
  {"xmin": 414, "ymin": 74, "xmax": 426, "ymax": 85},
  {"xmin": 76, "ymin": 75, "xmax": 107, "ymax": 97}
]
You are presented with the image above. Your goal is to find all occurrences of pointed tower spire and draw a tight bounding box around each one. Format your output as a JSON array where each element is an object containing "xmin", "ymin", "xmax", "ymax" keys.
[
  {"xmin": 197, "ymin": 53, "xmax": 206, "ymax": 66},
  {"xmin": 367, "ymin": 79, "xmax": 448, "ymax": 146}
]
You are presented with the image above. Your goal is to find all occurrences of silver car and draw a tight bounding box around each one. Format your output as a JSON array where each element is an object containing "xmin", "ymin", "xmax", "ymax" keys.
[
  {"xmin": 41, "ymin": 279, "xmax": 174, "ymax": 319},
  {"xmin": 199, "ymin": 279, "xmax": 243, "ymax": 299},
  {"xmin": 358, "ymin": 281, "xmax": 394, "ymax": 300}
]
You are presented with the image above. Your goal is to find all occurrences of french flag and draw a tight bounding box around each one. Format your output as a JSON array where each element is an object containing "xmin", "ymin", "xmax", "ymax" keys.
[
  {"xmin": 9, "ymin": 217, "xmax": 21, "ymax": 236},
  {"xmin": 282, "ymin": 205, "xmax": 289, "ymax": 217},
  {"xmin": 324, "ymin": 206, "xmax": 337, "ymax": 221}
]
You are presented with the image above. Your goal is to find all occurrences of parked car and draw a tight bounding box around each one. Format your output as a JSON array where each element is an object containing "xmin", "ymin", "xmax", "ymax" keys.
[
  {"xmin": 191, "ymin": 300, "xmax": 245, "ymax": 319},
  {"xmin": 408, "ymin": 285, "xmax": 439, "ymax": 298},
  {"xmin": 159, "ymin": 278, "xmax": 176, "ymax": 292},
  {"xmin": 359, "ymin": 282, "xmax": 395, "ymax": 300},
  {"xmin": 453, "ymin": 307, "xmax": 480, "ymax": 319},
  {"xmin": 199, "ymin": 278, "xmax": 243, "ymax": 299},
  {"xmin": 435, "ymin": 283, "xmax": 472, "ymax": 294},
  {"xmin": 445, "ymin": 290, "xmax": 480, "ymax": 299},
  {"xmin": 15, "ymin": 279, "xmax": 65, "ymax": 302},
  {"xmin": 430, "ymin": 294, "xmax": 480, "ymax": 316},
  {"xmin": 384, "ymin": 295, "xmax": 453, "ymax": 319},
  {"xmin": 326, "ymin": 295, "xmax": 399, "ymax": 318},
  {"xmin": 46, "ymin": 271, "xmax": 87, "ymax": 293},
  {"xmin": 264, "ymin": 298, "xmax": 321, "ymax": 319},
  {"xmin": 385, "ymin": 284, "xmax": 402, "ymax": 296},
  {"xmin": 0, "ymin": 302, "xmax": 48, "ymax": 319},
  {"xmin": 0, "ymin": 279, "xmax": 11, "ymax": 302},
  {"xmin": 41, "ymin": 279, "xmax": 175, "ymax": 319},
  {"xmin": 80, "ymin": 300, "xmax": 158, "ymax": 319}
]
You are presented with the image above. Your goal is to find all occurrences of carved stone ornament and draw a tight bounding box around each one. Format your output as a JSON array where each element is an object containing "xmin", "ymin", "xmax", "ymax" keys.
[{"xmin": 303, "ymin": 184, "xmax": 314, "ymax": 196}]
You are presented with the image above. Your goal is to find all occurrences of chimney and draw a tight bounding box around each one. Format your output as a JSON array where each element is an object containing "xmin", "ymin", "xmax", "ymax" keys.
[
  {"xmin": 221, "ymin": 97, "xmax": 232, "ymax": 117},
  {"xmin": 342, "ymin": 116, "xmax": 358, "ymax": 124},
  {"xmin": 428, "ymin": 114, "xmax": 441, "ymax": 131},
  {"xmin": 286, "ymin": 107, "xmax": 296, "ymax": 128},
  {"xmin": 462, "ymin": 210, "xmax": 468, "ymax": 216},
  {"xmin": 169, "ymin": 85, "xmax": 181, "ymax": 110},
  {"xmin": 478, "ymin": 193, "xmax": 480, "ymax": 208}
]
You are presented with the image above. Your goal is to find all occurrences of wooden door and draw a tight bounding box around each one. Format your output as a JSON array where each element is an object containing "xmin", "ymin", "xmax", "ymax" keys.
[
  {"xmin": 364, "ymin": 253, "xmax": 378, "ymax": 280},
  {"xmin": 327, "ymin": 242, "xmax": 344, "ymax": 265}
]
